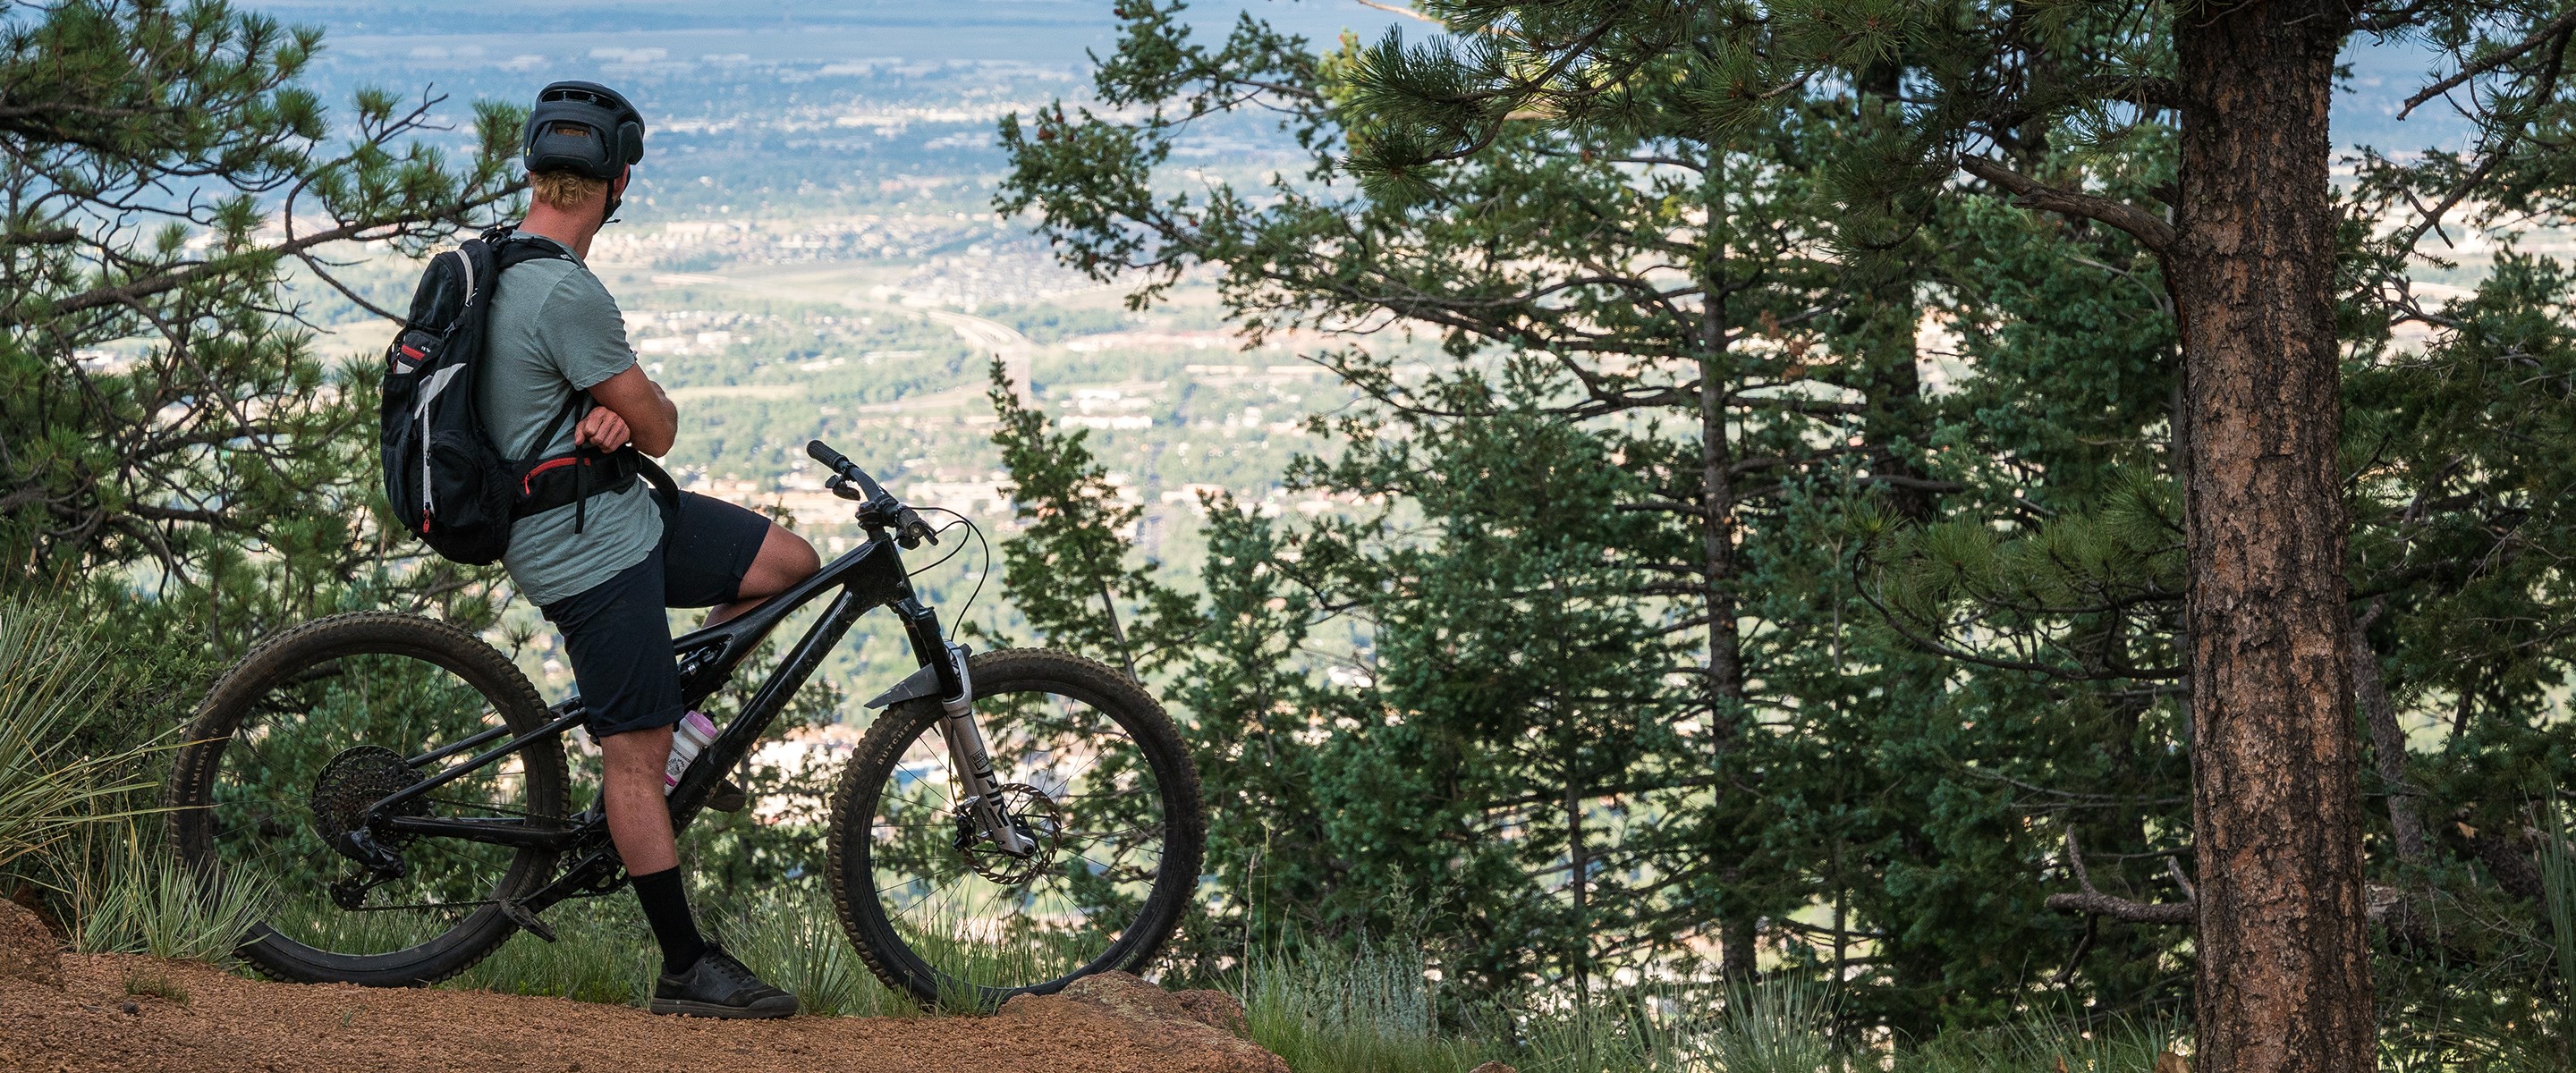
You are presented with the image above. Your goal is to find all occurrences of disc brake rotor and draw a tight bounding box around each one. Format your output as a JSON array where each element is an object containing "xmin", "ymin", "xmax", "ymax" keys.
[{"xmin": 953, "ymin": 782, "xmax": 1065, "ymax": 885}]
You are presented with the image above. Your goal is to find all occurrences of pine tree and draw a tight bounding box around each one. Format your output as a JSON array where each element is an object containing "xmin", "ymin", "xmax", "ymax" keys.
[
  {"xmin": 0, "ymin": 0, "xmax": 524, "ymax": 637},
  {"xmin": 1001, "ymin": 1, "xmax": 1971, "ymax": 997},
  {"xmin": 979, "ymin": 359, "xmax": 1194, "ymax": 674}
]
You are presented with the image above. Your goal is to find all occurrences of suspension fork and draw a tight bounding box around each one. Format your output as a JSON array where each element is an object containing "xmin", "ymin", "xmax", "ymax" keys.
[{"xmin": 895, "ymin": 599, "xmax": 1035, "ymax": 857}]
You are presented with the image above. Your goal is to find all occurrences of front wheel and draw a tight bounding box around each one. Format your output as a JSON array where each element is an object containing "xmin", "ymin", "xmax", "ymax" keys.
[{"xmin": 826, "ymin": 648, "xmax": 1204, "ymax": 1010}]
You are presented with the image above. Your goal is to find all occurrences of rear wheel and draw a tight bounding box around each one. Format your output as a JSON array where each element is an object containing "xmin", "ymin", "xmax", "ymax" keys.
[
  {"xmin": 167, "ymin": 613, "xmax": 569, "ymax": 986},
  {"xmin": 826, "ymin": 648, "xmax": 1204, "ymax": 1010}
]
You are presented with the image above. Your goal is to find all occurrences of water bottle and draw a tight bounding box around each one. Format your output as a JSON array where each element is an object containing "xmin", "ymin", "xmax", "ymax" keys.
[{"xmin": 664, "ymin": 710, "xmax": 717, "ymax": 794}]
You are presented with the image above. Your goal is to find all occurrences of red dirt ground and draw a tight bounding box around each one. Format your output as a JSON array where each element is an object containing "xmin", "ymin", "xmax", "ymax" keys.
[{"xmin": 0, "ymin": 952, "xmax": 1287, "ymax": 1073}]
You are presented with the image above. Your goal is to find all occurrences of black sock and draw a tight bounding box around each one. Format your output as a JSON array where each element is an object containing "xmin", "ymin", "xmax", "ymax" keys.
[{"xmin": 630, "ymin": 866, "xmax": 708, "ymax": 976}]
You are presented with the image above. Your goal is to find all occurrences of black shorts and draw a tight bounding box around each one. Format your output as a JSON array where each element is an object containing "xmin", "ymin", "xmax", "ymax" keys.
[{"xmin": 539, "ymin": 492, "xmax": 773, "ymax": 739}]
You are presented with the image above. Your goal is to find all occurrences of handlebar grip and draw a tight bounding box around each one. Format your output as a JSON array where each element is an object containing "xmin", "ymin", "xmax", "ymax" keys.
[
  {"xmin": 808, "ymin": 439, "xmax": 890, "ymax": 501},
  {"xmin": 805, "ymin": 439, "xmax": 852, "ymax": 472}
]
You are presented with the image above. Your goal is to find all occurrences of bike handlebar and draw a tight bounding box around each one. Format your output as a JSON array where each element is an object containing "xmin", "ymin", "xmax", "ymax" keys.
[
  {"xmin": 807, "ymin": 439, "xmax": 938, "ymax": 548},
  {"xmin": 806, "ymin": 440, "xmax": 886, "ymax": 499}
]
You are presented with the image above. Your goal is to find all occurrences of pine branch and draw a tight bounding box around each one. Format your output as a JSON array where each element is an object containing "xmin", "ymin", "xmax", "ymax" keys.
[
  {"xmin": 1956, "ymin": 156, "xmax": 2176, "ymax": 254},
  {"xmin": 2044, "ymin": 830, "xmax": 2194, "ymax": 925},
  {"xmin": 2400, "ymin": 9, "xmax": 2576, "ymax": 119}
]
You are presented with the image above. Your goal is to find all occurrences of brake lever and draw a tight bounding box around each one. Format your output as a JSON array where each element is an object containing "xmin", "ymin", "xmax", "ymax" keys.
[{"xmin": 894, "ymin": 506, "xmax": 938, "ymax": 549}]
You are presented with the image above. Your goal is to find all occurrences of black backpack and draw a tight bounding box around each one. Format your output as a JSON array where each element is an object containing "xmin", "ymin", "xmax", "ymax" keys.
[{"xmin": 380, "ymin": 227, "xmax": 641, "ymax": 565}]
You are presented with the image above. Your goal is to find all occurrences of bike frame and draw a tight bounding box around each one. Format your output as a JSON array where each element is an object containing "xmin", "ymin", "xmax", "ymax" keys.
[{"xmin": 348, "ymin": 528, "xmax": 1018, "ymax": 921}]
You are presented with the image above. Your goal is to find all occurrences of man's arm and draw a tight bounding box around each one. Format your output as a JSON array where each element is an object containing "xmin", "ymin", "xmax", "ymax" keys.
[{"xmin": 582, "ymin": 364, "xmax": 679, "ymax": 457}]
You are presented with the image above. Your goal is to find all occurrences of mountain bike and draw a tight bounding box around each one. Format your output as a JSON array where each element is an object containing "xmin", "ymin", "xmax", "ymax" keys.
[{"xmin": 165, "ymin": 440, "xmax": 1205, "ymax": 1009}]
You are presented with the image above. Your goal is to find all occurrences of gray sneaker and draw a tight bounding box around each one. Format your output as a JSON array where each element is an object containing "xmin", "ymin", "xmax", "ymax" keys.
[{"xmin": 649, "ymin": 947, "xmax": 798, "ymax": 1018}]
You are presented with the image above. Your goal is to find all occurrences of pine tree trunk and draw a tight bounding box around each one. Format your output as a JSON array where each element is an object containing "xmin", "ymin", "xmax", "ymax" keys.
[
  {"xmin": 2170, "ymin": 4, "xmax": 2374, "ymax": 1070},
  {"xmin": 2351, "ymin": 601, "xmax": 2427, "ymax": 864},
  {"xmin": 1853, "ymin": 61, "xmax": 1936, "ymax": 523},
  {"xmin": 1699, "ymin": 199, "xmax": 1753, "ymax": 983},
  {"xmin": 1566, "ymin": 771, "xmax": 1590, "ymax": 1005}
]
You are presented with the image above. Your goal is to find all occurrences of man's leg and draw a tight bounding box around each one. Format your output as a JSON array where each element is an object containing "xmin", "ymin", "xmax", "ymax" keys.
[
  {"xmin": 597, "ymin": 726, "xmax": 681, "ymax": 873},
  {"xmin": 542, "ymin": 553, "xmax": 706, "ymax": 976},
  {"xmin": 547, "ymin": 533, "xmax": 796, "ymax": 1018},
  {"xmin": 598, "ymin": 723, "xmax": 708, "ymax": 976},
  {"xmin": 704, "ymin": 520, "xmax": 819, "ymax": 626}
]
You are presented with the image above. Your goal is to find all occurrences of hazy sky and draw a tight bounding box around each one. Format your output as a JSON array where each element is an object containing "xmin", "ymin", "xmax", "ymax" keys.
[{"xmin": 239, "ymin": 2, "xmax": 2478, "ymax": 154}]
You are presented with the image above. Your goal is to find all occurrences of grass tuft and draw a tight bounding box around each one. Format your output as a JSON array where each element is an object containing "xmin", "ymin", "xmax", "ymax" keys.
[
  {"xmin": 122, "ymin": 967, "xmax": 191, "ymax": 1006},
  {"xmin": 73, "ymin": 832, "xmax": 275, "ymax": 962},
  {"xmin": 449, "ymin": 896, "xmax": 658, "ymax": 1005},
  {"xmin": 717, "ymin": 880, "xmax": 914, "ymax": 1017}
]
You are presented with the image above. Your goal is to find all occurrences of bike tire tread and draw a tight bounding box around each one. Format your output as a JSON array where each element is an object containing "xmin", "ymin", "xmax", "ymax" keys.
[
  {"xmin": 167, "ymin": 612, "xmax": 567, "ymax": 988},
  {"xmin": 824, "ymin": 646, "xmax": 1206, "ymax": 1010}
]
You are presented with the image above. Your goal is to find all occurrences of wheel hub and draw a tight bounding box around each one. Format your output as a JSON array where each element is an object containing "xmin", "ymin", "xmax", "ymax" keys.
[{"xmin": 954, "ymin": 782, "xmax": 1064, "ymax": 885}]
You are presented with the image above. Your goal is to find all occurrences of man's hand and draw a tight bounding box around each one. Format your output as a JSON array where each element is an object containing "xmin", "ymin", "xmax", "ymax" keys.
[
  {"xmin": 585, "ymin": 365, "xmax": 679, "ymax": 456},
  {"xmin": 575, "ymin": 406, "xmax": 632, "ymax": 451}
]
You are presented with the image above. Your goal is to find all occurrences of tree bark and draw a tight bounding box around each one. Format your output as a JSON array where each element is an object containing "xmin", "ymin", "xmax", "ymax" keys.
[{"xmin": 2170, "ymin": 4, "xmax": 2375, "ymax": 1071}]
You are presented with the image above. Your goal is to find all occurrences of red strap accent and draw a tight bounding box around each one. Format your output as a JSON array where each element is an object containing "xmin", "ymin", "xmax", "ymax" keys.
[
  {"xmin": 521, "ymin": 455, "xmax": 586, "ymax": 495},
  {"xmin": 399, "ymin": 344, "xmax": 424, "ymax": 359}
]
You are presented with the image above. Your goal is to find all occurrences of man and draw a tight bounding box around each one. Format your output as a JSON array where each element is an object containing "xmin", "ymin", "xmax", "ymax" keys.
[{"xmin": 480, "ymin": 80, "xmax": 820, "ymax": 1018}]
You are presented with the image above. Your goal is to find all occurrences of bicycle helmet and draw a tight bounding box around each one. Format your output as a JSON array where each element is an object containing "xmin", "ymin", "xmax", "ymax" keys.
[{"xmin": 522, "ymin": 80, "xmax": 645, "ymax": 220}]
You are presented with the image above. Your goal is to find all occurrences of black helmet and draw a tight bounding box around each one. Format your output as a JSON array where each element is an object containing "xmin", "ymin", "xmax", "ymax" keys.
[{"xmin": 522, "ymin": 80, "xmax": 644, "ymax": 181}]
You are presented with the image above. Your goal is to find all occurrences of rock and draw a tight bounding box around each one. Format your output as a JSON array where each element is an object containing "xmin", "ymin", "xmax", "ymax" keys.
[
  {"xmin": 999, "ymin": 971, "xmax": 1285, "ymax": 1073},
  {"xmin": 0, "ymin": 898, "xmax": 62, "ymax": 988},
  {"xmin": 1169, "ymin": 987, "xmax": 1252, "ymax": 1038},
  {"xmin": 1468, "ymin": 1063, "xmax": 1519, "ymax": 1073},
  {"xmin": 118, "ymin": 1001, "xmax": 140, "ymax": 1016}
]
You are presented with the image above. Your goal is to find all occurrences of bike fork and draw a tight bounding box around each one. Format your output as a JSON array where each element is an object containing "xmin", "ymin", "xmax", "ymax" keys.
[{"xmin": 897, "ymin": 600, "xmax": 1035, "ymax": 858}]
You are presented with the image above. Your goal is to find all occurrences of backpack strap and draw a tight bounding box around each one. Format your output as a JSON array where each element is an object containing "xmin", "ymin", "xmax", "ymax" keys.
[{"xmin": 485, "ymin": 228, "xmax": 617, "ymax": 529}]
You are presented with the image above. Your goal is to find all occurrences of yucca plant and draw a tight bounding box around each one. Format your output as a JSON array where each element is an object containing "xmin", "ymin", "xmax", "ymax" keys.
[
  {"xmin": 0, "ymin": 601, "xmax": 165, "ymax": 872},
  {"xmin": 1241, "ymin": 935, "xmax": 1488, "ymax": 1073},
  {"xmin": 72, "ymin": 826, "xmax": 275, "ymax": 961},
  {"xmin": 2526, "ymin": 795, "xmax": 2576, "ymax": 1068}
]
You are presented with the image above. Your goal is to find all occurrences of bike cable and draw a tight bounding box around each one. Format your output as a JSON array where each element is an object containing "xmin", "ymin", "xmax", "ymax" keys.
[{"xmin": 906, "ymin": 505, "xmax": 993, "ymax": 624}]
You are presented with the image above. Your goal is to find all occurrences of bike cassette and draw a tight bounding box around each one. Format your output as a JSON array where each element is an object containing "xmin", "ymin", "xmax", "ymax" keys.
[
  {"xmin": 953, "ymin": 783, "xmax": 1065, "ymax": 885},
  {"xmin": 312, "ymin": 746, "xmax": 427, "ymax": 858}
]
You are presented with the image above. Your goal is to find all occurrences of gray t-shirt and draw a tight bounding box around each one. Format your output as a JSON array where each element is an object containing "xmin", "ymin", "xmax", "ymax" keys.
[{"xmin": 476, "ymin": 233, "xmax": 663, "ymax": 607}]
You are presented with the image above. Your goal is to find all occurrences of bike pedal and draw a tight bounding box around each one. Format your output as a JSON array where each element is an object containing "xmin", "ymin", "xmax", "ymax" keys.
[{"xmin": 497, "ymin": 900, "xmax": 557, "ymax": 943}]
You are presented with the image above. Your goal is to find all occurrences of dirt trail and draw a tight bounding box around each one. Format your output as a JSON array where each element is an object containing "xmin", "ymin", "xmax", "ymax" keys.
[{"xmin": 0, "ymin": 952, "xmax": 1286, "ymax": 1073}]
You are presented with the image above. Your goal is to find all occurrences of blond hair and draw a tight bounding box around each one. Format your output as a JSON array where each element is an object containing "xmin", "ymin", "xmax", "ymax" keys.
[{"xmin": 528, "ymin": 169, "xmax": 608, "ymax": 211}]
